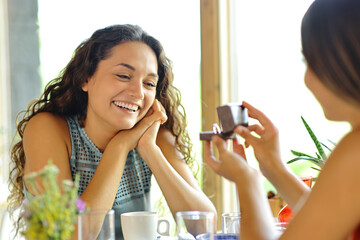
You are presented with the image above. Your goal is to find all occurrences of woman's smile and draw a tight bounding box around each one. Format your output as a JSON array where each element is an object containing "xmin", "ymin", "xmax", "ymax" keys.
[{"xmin": 112, "ymin": 100, "xmax": 140, "ymax": 113}]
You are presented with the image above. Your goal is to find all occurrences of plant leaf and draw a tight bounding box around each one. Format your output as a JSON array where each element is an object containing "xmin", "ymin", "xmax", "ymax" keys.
[
  {"xmin": 321, "ymin": 142, "xmax": 333, "ymax": 152},
  {"xmin": 311, "ymin": 166, "xmax": 322, "ymax": 171},
  {"xmin": 287, "ymin": 156, "xmax": 324, "ymax": 167},
  {"xmin": 301, "ymin": 116, "xmax": 327, "ymax": 160},
  {"xmin": 327, "ymin": 139, "xmax": 337, "ymax": 147},
  {"xmin": 290, "ymin": 150, "xmax": 314, "ymax": 158}
]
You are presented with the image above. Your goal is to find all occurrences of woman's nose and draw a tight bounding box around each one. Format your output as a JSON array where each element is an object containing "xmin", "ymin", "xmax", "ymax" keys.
[{"xmin": 127, "ymin": 79, "xmax": 144, "ymax": 99}]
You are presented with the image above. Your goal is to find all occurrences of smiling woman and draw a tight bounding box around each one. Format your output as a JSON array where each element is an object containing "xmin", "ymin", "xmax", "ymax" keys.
[
  {"xmin": 8, "ymin": 24, "xmax": 215, "ymax": 240},
  {"xmin": 35, "ymin": 3, "xmax": 203, "ymax": 231}
]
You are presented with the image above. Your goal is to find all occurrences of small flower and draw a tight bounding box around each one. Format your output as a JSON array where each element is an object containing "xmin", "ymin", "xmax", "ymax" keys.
[
  {"xmin": 42, "ymin": 220, "xmax": 49, "ymax": 227},
  {"xmin": 23, "ymin": 210, "xmax": 31, "ymax": 219},
  {"xmin": 40, "ymin": 160, "xmax": 59, "ymax": 176},
  {"xmin": 62, "ymin": 180, "xmax": 74, "ymax": 187},
  {"xmin": 76, "ymin": 197, "xmax": 87, "ymax": 213},
  {"xmin": 62, "ymin": 179, "xmax": 74, "ymax": 193}
]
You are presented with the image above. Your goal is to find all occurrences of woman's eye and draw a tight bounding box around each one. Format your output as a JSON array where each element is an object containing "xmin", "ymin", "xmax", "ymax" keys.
[
  {"xmin": 145, "ymin": 82, "xmax": 157, "ymax": 88},
  {"xmin": 116, "ymin": 74, "xmax": 130, "ymax": 80}
]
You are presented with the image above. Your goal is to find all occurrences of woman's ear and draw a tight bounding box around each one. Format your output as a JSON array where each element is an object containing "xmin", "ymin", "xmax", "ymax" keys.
[{"xmin": 81, "ymin": 79, "xmax": 89, "ymax": 92}]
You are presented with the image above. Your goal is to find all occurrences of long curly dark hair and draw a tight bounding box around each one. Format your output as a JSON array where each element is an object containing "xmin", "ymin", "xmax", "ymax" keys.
[{"xmin": 8, "ymin": 24, "xmax": 195, "ymax": 235}]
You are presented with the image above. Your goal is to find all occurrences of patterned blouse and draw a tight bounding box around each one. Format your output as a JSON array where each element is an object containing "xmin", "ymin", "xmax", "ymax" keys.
[{"xmin": 67, "ymin": 115, "xmax": 152, "ymax": 240}]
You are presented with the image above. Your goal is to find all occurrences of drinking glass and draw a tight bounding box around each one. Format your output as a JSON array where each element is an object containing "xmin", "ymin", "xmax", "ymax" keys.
[
  {"xmin": 176, "ymin": 211, "xmax": 215, "ymax": 240},
  {"xmin": 78, "ymin": 209, "xmax": 115, "ymax": 240},
  {"xmin": 222, "ymin": 212, "xmax": 240, "ymax": 234}
]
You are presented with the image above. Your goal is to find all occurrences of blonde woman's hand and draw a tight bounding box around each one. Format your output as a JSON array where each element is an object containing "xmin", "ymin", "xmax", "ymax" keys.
[{"xmin": 235, "ymin": 101, "xmax": 285, "ymax": 179}]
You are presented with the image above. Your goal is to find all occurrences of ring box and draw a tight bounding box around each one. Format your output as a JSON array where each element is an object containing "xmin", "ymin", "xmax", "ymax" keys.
[{"xmin": 200, "ymin": 104, "xmax": 248, "ymax": 141}]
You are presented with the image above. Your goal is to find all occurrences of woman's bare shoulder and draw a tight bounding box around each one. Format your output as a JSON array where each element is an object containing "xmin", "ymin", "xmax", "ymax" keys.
[
  {"xmin": 22, "ymin": 112, "xmax": 74, "ymax": 182},
  {"xmin": 23, "ymin": 112, "xmax": 71, "ymax": 174},
  {"xmin": 24, "ymin": 112, "xmax": 69, "ymax": 138},
  {"xmin": 331, "ymin": 129, "xmax": 360, "ymax": 162}
]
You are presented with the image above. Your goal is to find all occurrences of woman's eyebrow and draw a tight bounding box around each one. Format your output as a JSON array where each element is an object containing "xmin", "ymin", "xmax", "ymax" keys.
[
  {"xmin": 117, "ymin": 63, "xmax": 135, "ymax": 71},
  {"xmin": 117, "ymin": 63, "xmax": 159, "ymax": 78}
]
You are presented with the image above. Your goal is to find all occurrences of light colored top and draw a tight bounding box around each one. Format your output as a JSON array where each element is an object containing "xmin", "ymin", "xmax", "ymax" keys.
[{"xmin": 66, "ymin": 115, "xmax": 152, "ymax": 240}]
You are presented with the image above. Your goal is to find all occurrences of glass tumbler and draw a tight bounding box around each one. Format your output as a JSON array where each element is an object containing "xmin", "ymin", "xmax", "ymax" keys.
[
  {"xmin": 176, "ymin": 211, "xmax": 215, "ymax": 240},
  {"xmin": 78, "ymin": 209, "xmax": 115, "ymax": 240},
  {"xmin": 222, "ymin": 212, "xmax": 240, "ymax": 234}
]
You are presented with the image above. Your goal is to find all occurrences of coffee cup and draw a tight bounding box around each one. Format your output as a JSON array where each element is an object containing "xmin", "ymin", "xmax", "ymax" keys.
[{"xmin": 121, "ymin": 211, "xmax": 170, "ymax": 240}]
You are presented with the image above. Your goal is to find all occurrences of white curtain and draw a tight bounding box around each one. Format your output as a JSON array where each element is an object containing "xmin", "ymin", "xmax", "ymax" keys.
[{"xmin": 0, "ymin": 0, "xmax": 11, "ymax": 196}]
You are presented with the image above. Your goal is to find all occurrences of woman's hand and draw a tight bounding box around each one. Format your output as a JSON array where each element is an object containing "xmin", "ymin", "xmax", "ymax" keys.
[
  {"xmin": 108, "ymin": 99, "xmax": 167, "ymax": 153},
  {"xmin": 236, "ymin": 101, "xmax": 285, "ymax": 179},
  {"xmin": 136, "ymin": 99, "xmax": 167, "ymax": 153},
  {"xmin": 204, "ymin": 135, "xmax": 254, "ymax": 183}
]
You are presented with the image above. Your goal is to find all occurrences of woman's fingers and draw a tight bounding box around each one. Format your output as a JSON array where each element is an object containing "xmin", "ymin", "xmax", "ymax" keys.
[
  {"xmin": 153, "ymin": 99, "xmax": 167, "ymax": 124},
  {"xmin": 203, "ymin": 141, "xmax": 221, "ymax": 171},
  {"xmin": 212, "ymin": 135, "xmax": 228, "ymax": 154},
  {"xmin": 247, "ymin": 124, "xmax": 265, "ymax": 137},
  {"xmin": 233, "ymin": 138, "xmax": 247, "ymax": 161},
  {"xmin": 234, "ymin": 125, "xmax": 259, "ymax": 148},
  {"xmin": 242, "ymin": 101, "xmax": 275, "ymax": 130}
]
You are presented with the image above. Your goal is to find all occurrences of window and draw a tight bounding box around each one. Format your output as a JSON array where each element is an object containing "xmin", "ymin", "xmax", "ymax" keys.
[{"xmin": 232, "ymin": 0, "xmax": 350, "ymax": 188}]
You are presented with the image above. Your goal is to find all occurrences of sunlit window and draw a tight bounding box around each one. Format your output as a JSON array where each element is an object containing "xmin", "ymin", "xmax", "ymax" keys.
[{"xmin": 232, "ymin": 0, "xmax": 350, "ymax": 188}]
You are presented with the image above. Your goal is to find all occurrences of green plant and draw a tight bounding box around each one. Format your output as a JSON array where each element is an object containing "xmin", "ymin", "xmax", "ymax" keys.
[
  {"xmin": 287, "ymin": 116, "xmax": 335, "ymax": 171},
  {"xmin": 22, "ymin": 160, "xmax": 87, "ymax": 240}
]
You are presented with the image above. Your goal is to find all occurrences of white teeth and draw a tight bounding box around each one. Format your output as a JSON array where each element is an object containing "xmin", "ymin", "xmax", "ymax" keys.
[{"xmin": 113, "ymin": 101, "xmax": 139, "ymax": 112}]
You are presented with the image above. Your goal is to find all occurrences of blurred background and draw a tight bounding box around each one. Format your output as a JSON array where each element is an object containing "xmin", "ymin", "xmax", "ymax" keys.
[{"xmin": 0, "ymin": 0, "xmax": 350, "ymax": 237}]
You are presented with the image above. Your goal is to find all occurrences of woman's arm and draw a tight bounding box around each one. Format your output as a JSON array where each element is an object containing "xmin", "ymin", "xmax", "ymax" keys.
[
  {"xmin": 205, "ymin": 108, "xmax": 360, "ymax": 239},
  {"xmin": 204, "ymin": 136, "xmax": 278, "ymax": 240},
  {"xmin": 138, "ymin": 126, "xmax": 216, "ymax": 218},
  {"xmin": 238, "ymin": 101, "xmax": 310, "ymax": 210},
  {"xmin": 132, "ymin": 100, "xmax": 216, "ymax": 218}
]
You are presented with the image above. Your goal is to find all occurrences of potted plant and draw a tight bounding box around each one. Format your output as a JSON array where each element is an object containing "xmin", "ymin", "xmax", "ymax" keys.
[
  {"xmin": 22, "ymin": 160, "xmax": 87, "ymax": 240},
  {"xmin": 278, "ymin": 116, "xmax": 335, "ymax": 222},
  {"xmin": 287, "ymin": 116, "xmax": 335, "ymax": 172}
]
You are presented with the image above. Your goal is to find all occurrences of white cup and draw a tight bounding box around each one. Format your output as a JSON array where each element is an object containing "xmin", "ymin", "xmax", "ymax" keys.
[
  {"xmin": 222, "ymin": 212, "xmax": 240, "ymax": 234},
  {"xmin": 121, "ymin": 211, "xmax": 169, "ymax": 240}
]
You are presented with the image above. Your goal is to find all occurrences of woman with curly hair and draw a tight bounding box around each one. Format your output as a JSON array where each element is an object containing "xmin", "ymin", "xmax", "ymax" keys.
[{"xmin": 8, "ymin": 24, "xmax": 215, "ymax": 239}]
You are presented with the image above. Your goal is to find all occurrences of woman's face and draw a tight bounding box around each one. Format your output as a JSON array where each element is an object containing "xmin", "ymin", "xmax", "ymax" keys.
[{"xmin": 82, "ymin": 41, "xmax": 158, "ymax": 132}]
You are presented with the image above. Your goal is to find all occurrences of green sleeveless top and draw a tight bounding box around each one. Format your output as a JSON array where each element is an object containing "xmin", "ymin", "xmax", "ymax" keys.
[{"xmin": 66, "ymin": 115, "xmax": 152, "ymax": 240}]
